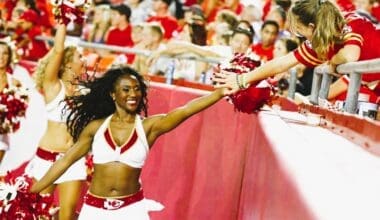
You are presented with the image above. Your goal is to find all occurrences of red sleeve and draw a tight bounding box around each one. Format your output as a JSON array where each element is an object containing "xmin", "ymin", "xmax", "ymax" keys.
[
  {"xmin": 342, "ymin": 32, "xmax": 363, "ymax": 48},
  {"xmin": 343, "ymin": 14, "xmax": 365, "ymax": 48},
  {"xmin": 293, "ymin": 42, "xmax": 324, "ymax": 68},
  {"xmin": 162, "ymin": 17, "xmax": 179, "ymax": 40}
]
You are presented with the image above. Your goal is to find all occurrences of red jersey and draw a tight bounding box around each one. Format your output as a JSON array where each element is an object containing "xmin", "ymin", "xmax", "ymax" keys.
[
  {"xmin": 105, "ymin": 25, "xmax": 133, "ymax": 47},
  {"xmin": 105, "ymin": 25, "xmax": 134, "ymax": 63},
  {"xmin": 293, "ymin": 13, "xmax": 380, "ymax": 82},
  {"xmin": 147, "ymin": 16, "xmax": 179, "ymax": 40},
  {"xmin": 251, "ymin": 43, "xmax": 274, "ymax": 62}
]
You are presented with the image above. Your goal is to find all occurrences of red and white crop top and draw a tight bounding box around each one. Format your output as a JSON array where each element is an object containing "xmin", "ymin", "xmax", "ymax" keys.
[
  {"xmin": 92, "ymin": 115, "xmax": 149, "ymax": 168},
  {"xmin": 46, "ymin": 80, "xmax": 70, "ymax": 123}
]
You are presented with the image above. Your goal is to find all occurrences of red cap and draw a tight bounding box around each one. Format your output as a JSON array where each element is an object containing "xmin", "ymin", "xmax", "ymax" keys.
[{"xmin": 19, "ymin": 9, "xmax": 38, "ymax": 23}]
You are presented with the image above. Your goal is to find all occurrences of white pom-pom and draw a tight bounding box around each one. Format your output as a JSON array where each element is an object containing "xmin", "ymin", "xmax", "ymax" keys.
[{"xmin": 0, "ymin": 182, "xmax": 17, "ymax": 202}]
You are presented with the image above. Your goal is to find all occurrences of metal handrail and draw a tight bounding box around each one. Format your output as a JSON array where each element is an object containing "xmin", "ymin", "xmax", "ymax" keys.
[
  {"xmin": 308, "ymin": 58, "xmax": 380, "ymax": 114},
  {"xmin": 35, "ymin": 35, "xmax": 224, "ymax": 64}
]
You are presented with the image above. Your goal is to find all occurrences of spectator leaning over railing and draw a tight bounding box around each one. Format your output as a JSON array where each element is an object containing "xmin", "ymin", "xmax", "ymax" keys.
[{"xmin": 213, "ymin": 0, "xmax": 380, "ymax": 104}]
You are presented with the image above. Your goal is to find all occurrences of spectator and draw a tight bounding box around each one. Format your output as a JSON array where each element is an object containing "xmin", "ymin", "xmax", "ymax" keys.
[
  {"xmin": 133, "ymin": 22, "xmax": 170, "ymax": 75},
  {"xmin": 82, "ymin": 4, "xmax": 111, "ymax": 43},
  {"xmin": 266, "ymin": 5, "xmax": 291, "ymax": 38},
  {"xmin": 240, "ymin": 4, "xmax": 262, "ymax": 44},
  {"xmin": 354, "ymin": 0, "xmax": 380, "ymax": 23},
  {"xmin": 213, "ymin": 0, "xmax": 380, "ymax": 104},
  {"xmin": 207, "ymin": 9, "xmax": 239, "ymax": 45},
  {"xmin": 147, "ymin": 0, "xmax": 179, "ymax": 40},
  {"xmin": 14, "ymin": 9, "xmax": 49, "ymax": 61},
  {"xmin": 251, "ymin": 20, "xmax": 279, "ymax": 62},
  {"xmin": 126, "ymin": 0, "xmax": 152, "ymax": 25},
  {"xmin": 104, "ymin": 3, "xmax": 135, "ymax": 64}
]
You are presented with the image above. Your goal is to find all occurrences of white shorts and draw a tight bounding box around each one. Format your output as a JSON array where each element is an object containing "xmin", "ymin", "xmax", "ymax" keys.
[
  {"xmin": 26, "ymin": 150, "xmax": 86, "ymax": 184},
  {"xmin": 79, "ymin": 199, "xmax": 151, "ymax": 220}
]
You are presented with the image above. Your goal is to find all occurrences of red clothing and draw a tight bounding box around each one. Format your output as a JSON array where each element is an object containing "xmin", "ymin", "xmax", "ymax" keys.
[
  {"xmin": 4, "ymin": 0, "xmax": 16, "ymax": 20},
  {"xmin": 293, "ymin": 12, "xmax": 380, "ymax": 82},
  {"xmin": 336, "ymin": 0, "xmax": 356, "ymax": 12},
  {"xmin": 147, "ymin": 16, "xmax": 179, "ymax": 40},
  {"xmin": 105, "ymin": 26, "xmax": 133, "ymax": 47},
  {"xmin": 371, "ymin": 5, "xmax": 380, "ymax": 22},
  {"xmin": 335, "ymin": 75, "xmax": 379, "ymax": 103},
  {"xmin": 36, "ymin": 0, "xmax": 52, "ymax": 28},
  {"xmin": 105, "ymin": 25, "xmax": 134, "ymax": 64},
  {"xmin": 16, "ymin": 26, "xmax": 49, "ymax": 61},
  {"xmin": 262, "ymin": 0, "xmax": 272, "ymax": 20},
  {"xmin": 251, "ymin": 43, "xmax": 274, "ymax": 62}
]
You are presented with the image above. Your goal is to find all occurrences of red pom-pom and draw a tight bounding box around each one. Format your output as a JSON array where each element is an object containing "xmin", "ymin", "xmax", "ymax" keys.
[
  {"xmin": 52, "ymin": 0, "xmax": 89, "ymax": 26},
  {"xmin": 220, "ymin": 52, "xmax": 274, "ymax": 113},
  {"xmin": 230, "ymin": 83, "xmax": 272, "ymax": 113},
  {"xmin": 1, "ymin": 174, "xmax": 57, "ymax": 219},
  {"xmin": 0, "ymin": 85, "xmax": 28, "ymax": 134}
]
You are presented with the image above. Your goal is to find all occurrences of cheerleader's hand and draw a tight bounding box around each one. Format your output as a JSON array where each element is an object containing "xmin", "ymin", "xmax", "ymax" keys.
[{"xmin": 212, "ymin": 70, "xmax": 240, "ymax": 95}]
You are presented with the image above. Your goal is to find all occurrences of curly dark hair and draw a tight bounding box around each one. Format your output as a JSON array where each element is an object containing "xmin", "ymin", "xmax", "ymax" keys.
[{"xmin": 65, "ymin": 66, "xmax": 148, "ymax": 141}]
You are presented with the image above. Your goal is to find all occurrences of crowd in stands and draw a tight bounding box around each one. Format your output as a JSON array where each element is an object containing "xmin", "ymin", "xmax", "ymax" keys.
[{"xmin": 1, "ymin": 0, "xmax": 380, "ymax": 99}]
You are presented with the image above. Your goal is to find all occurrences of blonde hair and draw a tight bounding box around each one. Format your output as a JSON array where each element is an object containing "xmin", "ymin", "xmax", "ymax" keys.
[
  {"xmin": 289, "ymin": 0, "xmax": 346, "ymax": 60},
  {"xmin": 34, "ymin": 46, "xmax": 76, "ymax": 90},
  {"xmin": 88, "ymin": 5, "xmax": 111, "ymax": 43},
  {"xmin": 144, "ymin": 23, "xmax": 164, "ymax": 40}
]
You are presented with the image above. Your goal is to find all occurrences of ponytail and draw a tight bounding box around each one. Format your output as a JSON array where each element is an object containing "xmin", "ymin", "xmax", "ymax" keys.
[
  {"xmin": 290, "ymin": 0, "xmax": 345, "ymax": 60},
  {"xmin": 312, "ymin": 0, "xmax": 345, "ymax": 59}
]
